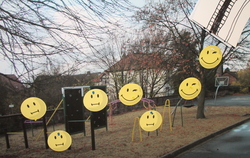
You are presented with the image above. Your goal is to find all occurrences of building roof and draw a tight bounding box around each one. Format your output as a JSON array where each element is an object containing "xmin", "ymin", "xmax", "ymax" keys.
[
  {"xmin": 106, "ymin": 53, "xmax": 167, "ymax": 72},
  {"xmin": 223, "ymin": 70, "xmax": 238, "ymax": 79},
  {"xmin": 0, "ymin": 74, "xmax": 25, "ymax": 91}
]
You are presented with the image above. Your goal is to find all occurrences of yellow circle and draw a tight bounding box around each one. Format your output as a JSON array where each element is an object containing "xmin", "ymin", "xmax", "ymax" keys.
[
  {"xmin": 199, "ymin": 45, "xmax": 222, "ymax": 69},
  {"xmin": 139, "ymin": 110, "xmax": 163, "ymax": 132},
  {"xmin": 179, "ymin": 77, "xmax": 201, "ymax": 100},
  {"xmin": 20, "ymin": 97, "xmax": 47, "ymax": 120},
  {"xmin": 48, "ymin": 130, "xmax": 72, "ymax": 152},
  {"xmin": 83, "ymin": 89, "xmax": 108, "ymax": 112},
  {"xmin": 118, "ymin": 83, "xmax": 143, "ymax": 106}
]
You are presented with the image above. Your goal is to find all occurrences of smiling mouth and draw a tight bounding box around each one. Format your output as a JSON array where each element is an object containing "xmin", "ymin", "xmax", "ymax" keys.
[
  {"xmin": 201, "ymin": 57, "xmax": 219, "ymax": 64},
  {"xmin": 91, "ymin": 102, "xmax": 100, "ymax": 106},
  {"xmin": 30, "ymin": 110, "xmax": 39, "ymax": 115},
  {"xmin": 121, "ymin": 95, "xmax": 140, "ymax": 101},
  {"xmin": 146, "ymin": 123, "xmax": 155, "ymax": 126},
  {"xmin": 55, "ymin": 143, "xmax": 64, "ymax": 146},
  {"xmin": 181, "ymin": 89, "xmax": 198, "ymax": 96}
]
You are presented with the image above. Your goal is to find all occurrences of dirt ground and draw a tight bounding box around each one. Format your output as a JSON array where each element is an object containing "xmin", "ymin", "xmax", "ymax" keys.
[{"xmin": 1, "ymin": 105, "xmax": 250, "ymax": 158}]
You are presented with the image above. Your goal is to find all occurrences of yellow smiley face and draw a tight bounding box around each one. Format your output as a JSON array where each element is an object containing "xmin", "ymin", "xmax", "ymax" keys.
[
  {"xmin": 20, "ymin": 97, "xmax": 47, "ymax": 120},
  {"xmin": 48, "ymin": 130, "xmax": 72, "ymax": 152},
  {"xmin": 118, "ymin": 83, "xmax": 143, "ymax": 106},
  {"xmin": 139, "ymin": 110, "xmax": 163, "ymax": 132},
  {"xmin": 179, "ymin": 77, "xmax": 202, "ymax": 100},
  {"xmin": 83, "ymin": 89, "xmax": 108, "ymax": 112},
  {"xmin": 199, "ymin": 45, "xmax": 222, "ymax": 69}
]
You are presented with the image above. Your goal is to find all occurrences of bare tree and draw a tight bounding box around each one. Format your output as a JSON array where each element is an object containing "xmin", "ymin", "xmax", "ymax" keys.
[
  {"xmin": 0, "ymin": 0, "xmax": 133, "ymax": 82},
  {"xmin": 134, "ymin": 0, "xmax": 250, "ymax": 118},
  {"xmin": 94, "ymin": 29, "xmax": 176, "ymax": 100}
]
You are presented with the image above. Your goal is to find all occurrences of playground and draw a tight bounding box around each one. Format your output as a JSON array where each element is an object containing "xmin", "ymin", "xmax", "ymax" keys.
[{"xmin": 1, "ymin": 104, "xmax": 250, "ymax": 158}]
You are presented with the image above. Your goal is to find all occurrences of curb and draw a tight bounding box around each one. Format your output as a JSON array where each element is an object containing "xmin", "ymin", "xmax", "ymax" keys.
[{"xmin": 160, "ymin": 116, "xmax": 250, "ymax": 158}]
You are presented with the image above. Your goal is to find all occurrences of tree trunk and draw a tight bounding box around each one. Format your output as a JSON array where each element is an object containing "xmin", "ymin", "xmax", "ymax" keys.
[
  {"xmin": 196, "ymin": 71, "xmax": 207, "ymax": 119},
  {"xmin": 196, "ymin": 85, "xmax": 206, "ymax": 119}
]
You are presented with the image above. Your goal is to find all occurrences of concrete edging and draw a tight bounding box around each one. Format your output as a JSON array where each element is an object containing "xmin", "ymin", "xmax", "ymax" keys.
[{"xmin": 160, "ymin": 116, "xmax": 250, "ymax": 158}]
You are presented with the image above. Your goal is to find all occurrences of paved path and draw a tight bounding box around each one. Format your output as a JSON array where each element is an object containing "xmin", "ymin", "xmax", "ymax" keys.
[
  {"xmin": 175, "ymin": 94, "xmax": 250, "ymax": 158},
  {"xmin": 205, "ymin": 94, "xmax": 250, "ymax": 106},
  {"xmin": 177, "ymin": 120, "xmax": 250, "ymax": 158}
]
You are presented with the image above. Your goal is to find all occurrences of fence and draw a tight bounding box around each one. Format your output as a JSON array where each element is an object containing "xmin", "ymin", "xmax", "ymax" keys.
[
  {"xmin": 0, "ymin": 108, "xmax": 64, "ymax": 135},
  {"xmin": 0, "ymin": 96, "xmax": 181, "ymax": 135}
]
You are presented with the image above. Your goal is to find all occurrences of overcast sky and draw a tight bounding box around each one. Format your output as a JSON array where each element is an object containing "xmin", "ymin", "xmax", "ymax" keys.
[{"xmin": 0, "ymin": 0, "xmax": 148, "ymax": 76}]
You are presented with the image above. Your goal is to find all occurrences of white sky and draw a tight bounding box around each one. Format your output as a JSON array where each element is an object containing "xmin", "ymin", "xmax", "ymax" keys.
[
  {"xmin": 0, "ymin": 0, "xmax": 148, "ymax": 76},
  {"xmin": 1, "ymin": 0, "xmax": 248, "ymax": 77}
]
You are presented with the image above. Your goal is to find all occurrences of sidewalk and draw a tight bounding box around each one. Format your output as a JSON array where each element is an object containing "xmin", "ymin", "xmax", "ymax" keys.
[{"xmin": 161, "ymin": 117, "xmax": 250, "ymax": 158}]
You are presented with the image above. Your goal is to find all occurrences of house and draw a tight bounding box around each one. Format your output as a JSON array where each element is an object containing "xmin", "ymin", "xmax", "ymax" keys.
[
  {"xmin": 0, "ymin": 74, "xmax": 25, "ymax": 92},
  {"xmin": 32, "ymin": 72, "xmax": 100, "ymax": 108},
  {"xmin": 222, "ymin": 70, "xmax": 238, "ymax": 85},
  {"xmin": 94, "ymin": 53, "xmax": 174, "ymax": 100}
]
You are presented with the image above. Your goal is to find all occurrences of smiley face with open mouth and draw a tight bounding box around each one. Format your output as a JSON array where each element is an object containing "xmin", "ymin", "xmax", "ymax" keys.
[
  {"xmin": 199, "ymin": 45, "xmax": 222, "ymax": 69},
  {"xmin": 179, "ymin": 77, "xmax": 202, "ymax": 100},
  {"xmin": 20, "ymin": 97, "xmax": 47, "ymax": 120},
  {"xmin": 139, "ymin": 110, "xmax": 163, "ymax": 132},
  {"xmin": 48, "ymin": 130, "xmax": 72, "ymax": 152},
  {"xmin": 118, "ymin": 83, "xmax": 143, "ymax": 106},
  {"xmin": 83, "ymin": 89, "xmax": 108, "ymax": 112}
]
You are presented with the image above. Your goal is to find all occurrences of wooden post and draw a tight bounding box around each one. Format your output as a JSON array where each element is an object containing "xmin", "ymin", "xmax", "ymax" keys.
[
  {"xmin": 22, "ymin": 117, "xmax": 29, "ymax": 148},
  {"xmin": 5, "ymin": 129, "xmax": 10, "ymax": 149},
  {"xmin": 42, "ymin": 117, "xmax": 48, "ymax": 149},
  {"xmin": 90, "ymin": 114, "xmax": 96, "ymax": 150}
]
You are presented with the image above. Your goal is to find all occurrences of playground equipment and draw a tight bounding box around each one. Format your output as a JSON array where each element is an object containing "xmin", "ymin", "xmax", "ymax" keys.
[
  {"xmin": 5, "ymin": 117, "xmax": 28, "ymax": 149},
  {"xmin": 160, "ymin": 99, "xmax": 172, "ymax": 132},
  {"xmin": 131, "ymin": 117, "xmax": 142, "ymax": 142},
  {"xmin": 172, "ymin": 98, "xmax": 197, "ymax": 127},
  {"xmin": 107, "ymin": 98, "xmax": 155, "ymax": 125},
  {"xmin": 214, "ymin": 76, "xmax": 229, "ymax": 105},
  {"xmin": 62, "ymin": 85, "xmax": 108, "ymax": 150},
  {"xmin": 5, "ymin": 116, "xmax": 48, "ymax": 149},
  {"xmin": 36, "ymin": 99, "xmax": 62, "ymax": 141}
]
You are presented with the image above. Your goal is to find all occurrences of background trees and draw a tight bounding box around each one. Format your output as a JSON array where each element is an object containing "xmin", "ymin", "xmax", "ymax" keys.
[
  {"xmin": 134, "ymin": 0, "xmax": 250, "ymax": 118},
  {"xmin": 0, "ymin": 0, "xmax": 133, "ymax": 82}
]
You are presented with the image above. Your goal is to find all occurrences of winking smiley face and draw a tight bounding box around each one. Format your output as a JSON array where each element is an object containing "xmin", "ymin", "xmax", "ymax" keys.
[
  {"xmin": 119, "ymin": 83, "xmax": 143, "ymax": 106},
  {"xmin": 199, "ymin": 45, "xmax": 222, "ymax": 69},
  {"xmin": 179, "ymin": 77, "xmax": 201, "ymax": 100}
]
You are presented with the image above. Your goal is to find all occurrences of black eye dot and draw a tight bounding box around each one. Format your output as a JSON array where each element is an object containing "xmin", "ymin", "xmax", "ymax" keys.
[
  {"xmin": 91, "ymin": 95, "xmax": 93, "ymax": 98},
  {"xmin": 27, "ymin": 104, "xmax": 30, "ymax": 108},
  {"xmin": 97, "ymin": 94, "xmax": 99, "ymax": 98},
  {"xmin": 212, "ymin": 51, "xmax": 217, "ymax": 54},
  {"xmin": 61, "ymin": 135, "xmax": 63, "ymax": 138},
  {"xmin": 186, "ymin": 83, "xmax": 188, "ymax": 86},
  {"xmin": 127, "ymin": 88, "xmax": 129, "ymax": 92},
  {"xmin": 54, "ymin": 136, "xmax": 56, "ymax": 139},
  {"xmin": 192, "ymin": 83, "xmax": 196, "ymax": 86},
  {"xmin": 207, "ymin": 51, "xmax": 209, "ymax": 54},
  {"xmin": 153, "ymin": 115, "xmax": 155, "ymax": 119},
  {"xmin": 33, "ymin": 102, "xmax": 36, "ymax": 106},
  {"xmin": 147, "ymin": 115, "xmax": 149, "ymax": 119}
]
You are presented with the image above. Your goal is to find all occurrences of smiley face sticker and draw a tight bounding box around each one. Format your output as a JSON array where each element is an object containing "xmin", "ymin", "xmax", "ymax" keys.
[
  {"xmin": 118, "ymin": 83, "xmax": 143, "ymax": 106},
  {"xmin": 20, "ymin": 97, "xmax": 47, "ymax": 120},
  {"xmin": 179, "ymin": 77, "xmax": 202, "ymax": 100},
  {"xmin": 199, "ymin": 45, "xmax": 222, "ymax": 69},
  {"xmin": 139, "ymin": 110, "xmax": 163, "ymax": 132},
  {"xmin": 48, "ymin": 130, "xmax": 72, "ymax": 152},
  {"xmin": 83, "ymin": 89, "xmax": 108, "ymax": 112}
]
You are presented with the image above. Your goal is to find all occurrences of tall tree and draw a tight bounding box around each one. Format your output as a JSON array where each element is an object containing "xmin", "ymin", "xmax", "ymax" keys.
[
  {"xmin": 134, "ymin": 0, "xmax": 250, "ymax": 118},
  {"xmin": 0, "ymin": 0, "xmax": 132, "ymax": 82},
  {"xmin": 94, "ymin": 30, "xmax": 176, "ymax": 100}
]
